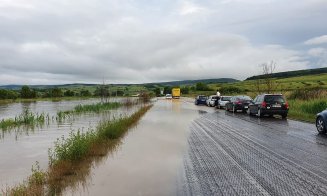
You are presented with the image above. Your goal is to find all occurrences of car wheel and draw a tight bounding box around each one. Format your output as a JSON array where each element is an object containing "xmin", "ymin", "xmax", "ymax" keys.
[
  {"xmin": 282, "ymin": 113, "xmax": 287, "ymax": 119},
  {"xmin": 247, "ymin": 108, "xmax": 251, "ymax": 115},
  {"xmin": 257, "ymin": 108, "xmax": 262, "ymax": 118},
  {"xmin": 316, "ymin": 117, "xmax": 326, "ymax": 134}
]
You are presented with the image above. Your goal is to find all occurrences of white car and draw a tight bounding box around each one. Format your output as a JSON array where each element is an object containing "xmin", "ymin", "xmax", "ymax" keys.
[
  {"xmin": 206, "ymin": 95, "xmax": 219, "ymax": 107},
  {"xmin": 217, "ymin": 96, "xmax": 232, "ymax": 109},
  {"xmin": 165, "ymin": 94, "xmax": 172, "ymax": 99}
]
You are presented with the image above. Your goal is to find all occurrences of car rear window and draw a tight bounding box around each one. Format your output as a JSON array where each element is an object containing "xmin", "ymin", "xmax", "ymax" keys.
[
  {"xmin": 264, "ymin": 95, "xmax": 285, "ymax": 103},
  {"xmin": 221, "ymin": 97, "xmax": 231, "ymax": 101},
  {"xmin": 237, "ymin": 96, "xmax": 252, "ymax": 101},
  {"xmin": 199, "ymin": 96, "xmax": 206, "ymax": 99}
]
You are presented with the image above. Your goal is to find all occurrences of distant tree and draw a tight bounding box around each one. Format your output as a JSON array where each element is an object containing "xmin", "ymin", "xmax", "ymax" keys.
[
  {"xmin": 0, "ymin": 89, "xmax": 19, "ymax": 99},
  {"xmin": 80, "ymin": 89, "xmax": 91, "ymax": 97},
  {"xmin": 163, "ymin": 86, "xmax": 172, "ymax": 94},
  {"xmin": 51, "ymin": 88, "xmax": 63, "ymax": 97},
  {"xmin": 21, "ymin": 85, "xmax": 36, "ymax": 98},
  {"xmin": 64, "ymin": 90, "xmax": 75, "ymax": 97},
  {"xmin": 254, "ymin": 61, "xmax": 279, "ymax": 94},
  {"xmin": 181, "ymin": 86, "xmax": 189, "ymax": 94},
  {"xmin": 195, "ymin": 82, "xmax": 211, "ymax": 91},
  {"xmin": 154, "ymin": 88, "xmax": 161, "ymax": 96},
  {"xmin": 219, "ymin": 86, "xmax": 242, "ymax": 94}
]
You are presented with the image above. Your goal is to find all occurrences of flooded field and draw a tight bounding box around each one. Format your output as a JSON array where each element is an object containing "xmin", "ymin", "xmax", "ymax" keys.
[{"xmin": 0, "ymin": 98, "xmax": 138, "ymax": 188}]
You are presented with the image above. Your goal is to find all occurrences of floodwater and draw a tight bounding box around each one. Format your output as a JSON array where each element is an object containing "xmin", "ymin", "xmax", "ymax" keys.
[
  {"xmin": 63, "ymin": 98, "xmax": 213, "ymax": 196},
  {"xmin": 0, "ymin": 98, "xmax": 137, "ymax": 188}
]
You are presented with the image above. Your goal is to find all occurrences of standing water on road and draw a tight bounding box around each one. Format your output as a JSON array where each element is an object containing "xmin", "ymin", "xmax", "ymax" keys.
[{"xmin": 63, "ymin": 98, "xmax": 213, "ymax": 196}]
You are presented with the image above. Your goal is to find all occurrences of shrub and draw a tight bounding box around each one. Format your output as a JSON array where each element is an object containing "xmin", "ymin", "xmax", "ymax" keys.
[{"xmin": 219, "ymin": 86, "xmax": 242, "ymax": 94}]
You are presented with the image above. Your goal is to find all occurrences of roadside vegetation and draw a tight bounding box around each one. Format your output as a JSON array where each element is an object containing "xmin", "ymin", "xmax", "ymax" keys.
[{"xmin": 4, "ymin": 104, "xmax": 152, "ymax": 195}]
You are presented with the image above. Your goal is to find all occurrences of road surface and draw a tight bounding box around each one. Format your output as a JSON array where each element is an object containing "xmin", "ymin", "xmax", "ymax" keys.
[{"xmin": 181, "ymin": 109, "xmax": 327, "ymax": 196}]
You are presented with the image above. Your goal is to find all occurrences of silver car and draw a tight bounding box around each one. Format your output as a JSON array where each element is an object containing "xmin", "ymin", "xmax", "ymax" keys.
[
  {"xmin": 206, "ymin": 95, "xmax": 219, "ymax": 107},
  {"xmin": 217, "ymin": 96, "xmax": 232, "ymax": 109}
]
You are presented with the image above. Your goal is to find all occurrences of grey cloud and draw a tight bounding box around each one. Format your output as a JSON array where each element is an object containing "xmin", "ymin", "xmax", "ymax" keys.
[{"xmin": 0, "ymin": 0, "xmax": 325, "ymax": 85}]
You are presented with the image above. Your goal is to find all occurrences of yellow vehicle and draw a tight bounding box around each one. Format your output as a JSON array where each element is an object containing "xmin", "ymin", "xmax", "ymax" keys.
[{"xmin": 172, "ymin": 88, "xmax": 181, "ymax": 99}]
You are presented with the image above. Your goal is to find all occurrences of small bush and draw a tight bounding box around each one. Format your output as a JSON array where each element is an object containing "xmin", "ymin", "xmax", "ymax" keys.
[{"xmin": 219, "ymin": 86, "xmax": 242, "ymax": 94}]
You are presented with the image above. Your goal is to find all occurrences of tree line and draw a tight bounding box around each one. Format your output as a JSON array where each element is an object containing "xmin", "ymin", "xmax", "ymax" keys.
[{"xmin": 0, "ymin": 85, "xmax": 125, "ymax": 100}]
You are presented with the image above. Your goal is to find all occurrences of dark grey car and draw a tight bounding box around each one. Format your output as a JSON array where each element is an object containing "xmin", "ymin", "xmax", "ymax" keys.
[
  {"xmin": 316, "ymin": 109, "xmax": 327, "ymax": 134},
  {"xmin": 248, "ymin": 94, "xmax": 289, "ymax": 118}
]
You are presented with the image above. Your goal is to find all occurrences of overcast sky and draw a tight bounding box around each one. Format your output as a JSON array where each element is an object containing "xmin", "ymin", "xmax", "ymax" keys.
[{"xmin": 0, "ymin": 0, "xmax": 326, "ymax": 85}]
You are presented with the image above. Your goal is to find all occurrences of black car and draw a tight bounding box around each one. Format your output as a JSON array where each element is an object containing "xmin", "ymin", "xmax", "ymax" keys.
[
  {"xmin": 316, "ymin": 109, "xmax": 327, "ymax": 134},
  {"xmin": 195, "ymin": 95, "xmax": 207, "ymax": 105},
  {"xmin": 248, "ymin": 94, "xmax": 289, "ymax": 118},
  {"xmin": 225, "ymin": 95, "xmax": 252, "ymax": 113}
]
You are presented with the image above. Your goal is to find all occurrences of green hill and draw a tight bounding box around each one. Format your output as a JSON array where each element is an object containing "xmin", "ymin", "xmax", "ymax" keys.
[{"xmin": 246, "ymin": 67, "xmax": 327, "ymax": 80}]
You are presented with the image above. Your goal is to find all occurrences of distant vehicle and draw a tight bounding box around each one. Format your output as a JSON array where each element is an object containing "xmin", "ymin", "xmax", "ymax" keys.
[
  {"xmin": 206, "ymin": 95, "xmax": 219, "ymax": 107},
  {"xmin": 316, "ymin": 109, "xmax": 327, "ymax": 134},
  {"xmin": 165, "ymin": 94, "xmax": 172, "ymax": 99},
  {"xmin": 217, "ymin": 96, "xmax": 232, "ymax": 109},
  {"xmin": 225, "ymin": 95, "xmax": 252, "ymax": 113},
  {"xmin": 195, "ymin": 95, "xmax": 207, "ymax": 105},
  {"xmin": 172, "ymin": 88, "xmax": 181, "ymax": 99},
  {"xmin": 248, "ymin": 94, "xmax": 289, "ymax": 118}
]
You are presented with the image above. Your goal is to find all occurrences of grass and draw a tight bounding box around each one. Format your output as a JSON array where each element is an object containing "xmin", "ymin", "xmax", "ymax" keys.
[
  {"xmin": 4, "ymin": 104, "xmax": 152, "ymax": 195},
  {"xmin": 288, "ymin": 99, "xmax": 327, "ymax": 123},
  {"xmin": 56, "ymin": 102, "xmax": 122, "ymax": 121},
  {"xmin": 0, "ymin": 109, "xmax": 49, "ymax": 130},
  {"xmin": 74, "ymin": 102, "xmax": 121, "ymax": 113}
]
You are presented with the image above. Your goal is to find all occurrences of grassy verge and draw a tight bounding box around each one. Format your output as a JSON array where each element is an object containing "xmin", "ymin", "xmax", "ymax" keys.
[
  {"xmin": 288, "ymin": 99, "xmax": 327, "ymax": 123},
  {"xmin": 4, "ymin": 104, "xmax": 152, "ymax": 195},
  {"xmin": 0, "ymin": 109, "xmax": 49, "ymax": 130}
]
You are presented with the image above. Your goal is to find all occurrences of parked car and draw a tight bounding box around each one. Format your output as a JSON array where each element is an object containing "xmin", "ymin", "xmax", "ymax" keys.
[
  {"xmin": 217, "ymin": 96, "xmax": 232, "ymax": 109},
  {"xmin": 206, "ymin": 95, "xmax": 219, "ymax": 107},
  {"xmin": 195, "ymin": 95, "xmax": 207, "ymax": 105},
  {"xmin": 248, "ymin": 94, "xmax": 289, "ymax": 118},
  {"xmin": 225, "ymin": 95, "xmax": 252, "ymax": 113},
  {"xmin": 316, "ymin": 109, "xmax": 327, "ymax": 134},
  {"xmin": 165, "ymin": 94, "xmax": 172, "ymax": 99}
]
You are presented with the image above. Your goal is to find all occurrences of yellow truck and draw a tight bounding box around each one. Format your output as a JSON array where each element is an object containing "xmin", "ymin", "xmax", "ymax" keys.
[{"xmin": 172, "ymin": 88, "xmax": 181, "ymax": 99}]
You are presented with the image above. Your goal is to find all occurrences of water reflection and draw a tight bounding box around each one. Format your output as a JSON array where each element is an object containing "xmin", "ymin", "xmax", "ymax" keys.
[{"xmin": 0, "ymin": 99, "xmax": 137, "ymax": 188}]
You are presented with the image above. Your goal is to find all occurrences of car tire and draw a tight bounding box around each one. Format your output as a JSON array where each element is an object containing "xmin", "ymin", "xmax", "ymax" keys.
[
  {"xmin": 247, "ymin": 108, "xmax": 251, "ymax": 115},
  {"xmin": 316, "ymin": 117, "xmax": 326, "ymax": 134},
  {"xmin": 257, "ymin": 108, "xmax": 263, "ymax": 118},
  {"xmin": 282, "ymin": 113, "xmax": 287, "ymax": 119}
]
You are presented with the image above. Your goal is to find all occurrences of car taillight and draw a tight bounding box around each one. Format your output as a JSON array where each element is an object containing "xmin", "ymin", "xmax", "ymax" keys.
[
  {"xmin": 236, "ymin": 101, "xmax": 241, "ymax": 104},
  {"xmin": 262, "ymin": 101, "xmax": 267, "ymax": 107},
  {"xmin": 285, "ymin": 102, "xmax": 289, "ymax": 109}
]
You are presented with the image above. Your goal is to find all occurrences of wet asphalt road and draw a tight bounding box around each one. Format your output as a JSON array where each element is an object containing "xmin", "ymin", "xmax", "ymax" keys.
[{"xmin": 181, "ymin": 108, "xmax": 327, "ymax": 196}]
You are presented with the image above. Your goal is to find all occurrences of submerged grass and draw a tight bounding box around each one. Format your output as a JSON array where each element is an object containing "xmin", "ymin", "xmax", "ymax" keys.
[
  {"xmin": 56, "ymin": 102, "xmax": 122, "ymax": 121},
  {"xmin": 4, "ymin": 104, "xmax": 152, "ymax": 195},
  {"xmin": 0, "ymin": 109, "xmax": 49, "ymax": 130}
]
